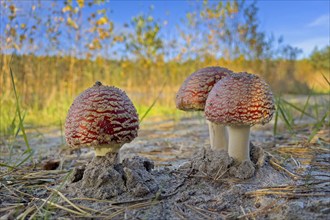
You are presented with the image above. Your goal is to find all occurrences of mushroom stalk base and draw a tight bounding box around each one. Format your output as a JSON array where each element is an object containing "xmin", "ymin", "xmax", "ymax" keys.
[
  {"xmin": 94, "ymin": 144, "xmax": 122, "ymax": 157},
  {"xmin": 227, "ymin": 126, "xmax": 250, "ymax": 162},
  {"xmin": 207, "ymin": 121, "xmax": 228, "ymax": 151}
]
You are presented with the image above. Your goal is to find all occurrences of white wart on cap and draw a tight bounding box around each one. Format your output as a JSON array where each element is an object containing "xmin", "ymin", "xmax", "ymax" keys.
[
  {"xmin": 205, "ymin": 72, "xmax": 275, "ymax": 162},
  {"xmin": 65, "ymin": 81, "xmax": 139, "ymax": 157},
  {"xmin": 175, "ymin": 66, "xmax": 232, "ymax": 150}
]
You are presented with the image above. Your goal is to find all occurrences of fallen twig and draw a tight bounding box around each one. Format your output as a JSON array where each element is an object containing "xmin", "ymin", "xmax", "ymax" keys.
[
  {"xmin": 269, "ymin": 157, "xmax": 301, "ymax": 180},
  {"xmin": 238, "ymin": 199, "xmax": 285, "ymax": 219}
]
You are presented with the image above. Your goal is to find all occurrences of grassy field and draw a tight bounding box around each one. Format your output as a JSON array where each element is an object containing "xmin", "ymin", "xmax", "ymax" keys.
[{"xmin": 1, "ymin": 54, "xmax": 329, "ymax": 135}]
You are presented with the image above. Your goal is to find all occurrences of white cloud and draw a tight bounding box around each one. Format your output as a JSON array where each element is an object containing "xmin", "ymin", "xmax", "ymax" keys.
[
  {"xmin": 308, "ymin": 14, "xmax": 330, "ymax": 27},
  {"xmin": 292, "ymin": 37, "xmax": 329, "ymax": 57}
]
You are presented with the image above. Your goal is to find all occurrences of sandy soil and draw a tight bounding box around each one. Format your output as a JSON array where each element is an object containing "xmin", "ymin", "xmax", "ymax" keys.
[{"xmin": 0, "ymin": 117, "xmax": 329, "ymax": 219}]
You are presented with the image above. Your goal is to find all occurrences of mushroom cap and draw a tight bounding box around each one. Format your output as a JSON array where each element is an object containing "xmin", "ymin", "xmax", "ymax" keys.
[
  {"xmin": 65, "ymin": 81, "xmax": 139, "ymax": 148},
  {"xmin": 176, "ymin": 66, "xmax": 232, "ymax": 111},
  {"xmin": 205, "ymin": 72, "xmax": 275, "ymax": 126}
]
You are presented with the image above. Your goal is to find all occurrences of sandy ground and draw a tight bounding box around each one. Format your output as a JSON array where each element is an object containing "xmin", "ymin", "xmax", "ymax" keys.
[{"xmin": 0, "ymin": 117, "xmax": 329, "ymax": 219}]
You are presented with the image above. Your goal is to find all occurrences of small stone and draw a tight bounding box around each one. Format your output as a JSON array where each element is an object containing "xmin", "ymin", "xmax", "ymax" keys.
[
  {"xmin": 291, "ymin": 201, "xmax": 304, "ymax": 209},
  {"xmin": 320, "ymin": 208, "xmax": 330, "ymax": 214},
  {"xmin": 122, "ymin": 156, "xmax": 154, "ymax": 172},
  {"xmin": 124, "ymin": 167, "xmax": 151, "ymax": 197},
  {"xmin": 42, "ymin": 159, "xmax": 60, "ymax": 170},
  {"xmin": 230, "ymin": 160, "xmax": 255, "ymax": 179},
  {"xmin": 177, "ymin": 161, "xmax": 192, "ymax": 171},
  {"xmin": 250, "ymin": 144, "xmax": 265, "ymax": 167}
]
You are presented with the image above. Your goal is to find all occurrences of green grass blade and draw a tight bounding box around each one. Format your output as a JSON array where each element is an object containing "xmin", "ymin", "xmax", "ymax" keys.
[
  {"xmin": 9, "ymin": 66, "xmax": 31, "ymax": 152},
  {"xmin": 59, "ymin": 119, "xmax": 64, "ymax": 145},
  {"xmin": 277, "ymin": 101, "xmax": 293, "ymax": 132},
  {"xmin": 139, "ymin": 82, "xmax": 167, "ymax": 124},
  {"xmin": 15, "ymin": 112, "xmax": 26, "ymax": 138},
  {"xmin": 314, "ymin": 102, "xmax": 319, "ymax": 120},
  {"xmin": 14, "ymin": 150, "xmax": 34, "ymax": 168},
  {"xmin": 308, "ymin": 112, "xmax": 329, "ymax": 143},
  {"xmin": 0, "ymin": 162, "xmax": 16, "ymax": 169},
  {"xmin": 139, "ymin": 99, "xmax": 158, "ymax": 124},
  {"xmin": 282, "ymin": 101, "xmax": 294, "ymax": 125},
  {"xmin": 8, "ymin": 113, "xmax": 17, "ymax": 136},
  {"xmin": 299, "ymin": 93, "xmax": 312, "ymax": 121},
  {"xmin": 321, "ymin": 72, "xmax": 330, "ymax": 86},
  {"xmin": 281, "ymin": 99, "xmax": 315, "ymax": 119},
  {"xmin": 273, "ymin": 101, "xmax": 279, "ymax": 136}
]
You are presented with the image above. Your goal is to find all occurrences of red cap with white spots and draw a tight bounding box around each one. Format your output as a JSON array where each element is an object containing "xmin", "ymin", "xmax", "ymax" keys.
[
  {"xmin": 205, "ymin": 72, "xmax": 275, "ymax": 126},
  {"xmin": 65, "ymin": 81, "xmax": 139, "ymax": 149},
  {"xmin": 176, "ymin": 66, "xmax": 232, "ymax": 111}
]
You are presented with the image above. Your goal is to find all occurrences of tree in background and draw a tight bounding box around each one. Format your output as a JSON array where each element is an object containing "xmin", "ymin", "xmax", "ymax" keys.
[
  {"xmin": 125, "ymin": 9, "xmax": 163, "ymax": 62},
  {"xmin": 177, "ymin": 0, "xmax": 269, "ymax": 60},
  {"xmin": 124, "ymin": 7, "xmax": 163, "ymax": 87},
  {"xmin": 310, "ymin": 46, "xmax": 330, "ymax": 72}
]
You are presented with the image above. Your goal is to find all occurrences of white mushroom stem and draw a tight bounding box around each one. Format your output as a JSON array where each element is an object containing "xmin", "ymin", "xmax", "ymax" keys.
[
  {"xmin": 94, "ymin": 144, "xmax": 122, "ymax": 157},
  {"xmin": 227, "ymin": 125, "xmax": 251, "ymax": 162},
  {"xmin": 207, "ymin": 121, "xmax": 228, "ymax": 150}
]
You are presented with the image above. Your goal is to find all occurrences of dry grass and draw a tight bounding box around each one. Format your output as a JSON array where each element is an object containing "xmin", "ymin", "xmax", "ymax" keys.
[
  {"xmin": 245, "ymin": 180, "xmax": 330, "ymax": 198},
  {"xmin": 1, "ymin": 52, "xmax": 329, "ymax": 134},
  {"xmin": 1, "ymin": 122, "xmax": 329, "ymax": 219},
  {"xmin": 0, "ymin": 166, "xmax": 161, "ymax": 219}
]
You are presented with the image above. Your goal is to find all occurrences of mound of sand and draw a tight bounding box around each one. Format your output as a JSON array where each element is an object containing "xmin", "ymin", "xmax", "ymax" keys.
[{"xmin": 67, "ymin": 154, "xmax": 158, "ymax": 199}]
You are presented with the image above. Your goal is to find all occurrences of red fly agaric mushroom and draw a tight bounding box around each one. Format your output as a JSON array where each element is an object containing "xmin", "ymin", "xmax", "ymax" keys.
[
  {"xmin": 176, "ymin": 66, "xmax": 233, "ymax": 150},
  {"xmin": 65, "ymin": 81, "xmax": 139, "ymax": 157},
  {"xmin": 205, "ymin": 72, "xmax": 275, "ymax": 162}
]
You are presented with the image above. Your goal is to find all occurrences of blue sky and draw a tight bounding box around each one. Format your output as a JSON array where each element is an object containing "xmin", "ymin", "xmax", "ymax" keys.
[
  {"xmin": 107, "ymin": 0, "xmax": 329, "ymax": 58},
  {"xmin": 257, "ymin": 0, "xmax": 329, "ymax": 57},
  {"xmin": 1, "ymin": 0, "xmax": 329, "ymax": 58}
]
